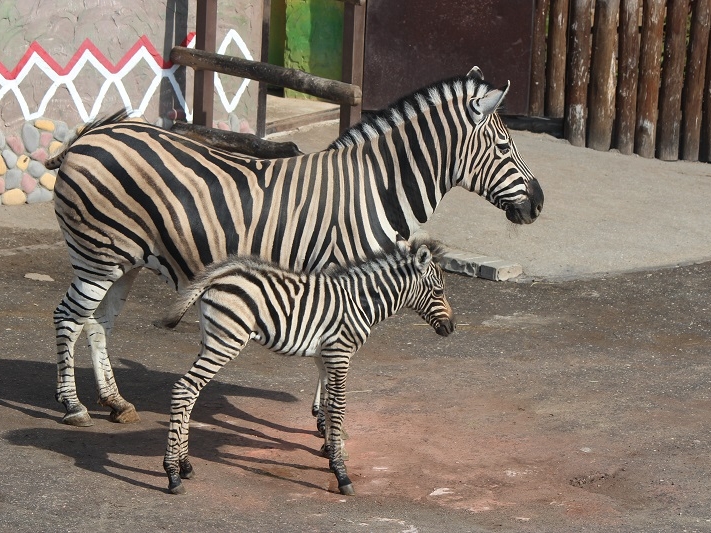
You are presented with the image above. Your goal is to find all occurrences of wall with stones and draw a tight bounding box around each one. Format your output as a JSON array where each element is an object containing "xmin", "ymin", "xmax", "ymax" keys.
[{"xmin": 0, "ymin": 0, "xmax": 263, "ymax": 206}]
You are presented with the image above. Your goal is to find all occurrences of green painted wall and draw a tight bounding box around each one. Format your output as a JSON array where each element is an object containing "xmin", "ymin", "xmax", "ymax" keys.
[{"xmin": 282, "ymin": 0, "xmax": 343, "ymax": 99}]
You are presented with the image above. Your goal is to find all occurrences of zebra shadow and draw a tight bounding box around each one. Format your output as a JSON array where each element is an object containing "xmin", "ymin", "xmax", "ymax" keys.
[{"xmin": 0, "ymin": 358, "xmax": 329, "ymax": 493}]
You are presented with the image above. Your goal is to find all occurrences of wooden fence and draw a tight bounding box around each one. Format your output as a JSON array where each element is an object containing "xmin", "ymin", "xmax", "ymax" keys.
[{"xmin": 530, "ymin": 0, "xmax": 711, "ymax": 162}]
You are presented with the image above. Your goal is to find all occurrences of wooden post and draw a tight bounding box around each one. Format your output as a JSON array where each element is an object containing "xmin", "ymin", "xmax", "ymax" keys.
[
  {"xmin": 701, "ymin": 26, "xmax": 711, "ymax": 162},
  {"xmin": 340, "ymin": 2, "xmax": 365, "ymax": 132},
  {"xmin": 635, "ymin": 0, "xmax": 665, "ymax": 159},
  {"xmin": 615, "ymin": 0, "xmax": 640, "ymax": 155},
  {"xmin": 193, "ymin": 0, "xmax": 217, "ymax": 127},
  {"xmin": 257, "ymin": 0, "xmax": 271, "ymax": 138},
  {"xmin": 545, "ymin": 0, "xmax": 569, "ymax": 118},
  {"xmin": 530, "ymin": 0, "xmax": 551, "ymax": 116},
  {"xmin": 657, "ymin": 0, "xmax": 690, "ymax": 161},
  {"xmin": 587, "ymin": 0, "xmax": 621, "ymax": 152},
  {"xmin": 564, "ymin": 0, "xmax": 592, "ymax": 146},
  {"xmin": 681, "ymin": 0, "xmax": 711, "ymax": 161}
]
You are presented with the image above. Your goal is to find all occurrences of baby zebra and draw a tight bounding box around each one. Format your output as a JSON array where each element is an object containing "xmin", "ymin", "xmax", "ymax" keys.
[{"xmin": 161, "ymin": 238, "xmax": 455, "ymax": 495}]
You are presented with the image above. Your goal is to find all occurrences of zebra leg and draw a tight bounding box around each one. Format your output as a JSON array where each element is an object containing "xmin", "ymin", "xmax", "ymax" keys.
[
  {"xmin": 54, "ymin": 277, "xmax": 115, "ymax": 426},
  {"xmin": 318, "ymin": 351, "xmax": 354, "ymax": 496},
  {"xmin": 164, "ymin": 332, "xmax": 245, "ymax": 494},
  {"xmin": 85, "ymin": 269, "xmax": 140, "ymax": 423}
]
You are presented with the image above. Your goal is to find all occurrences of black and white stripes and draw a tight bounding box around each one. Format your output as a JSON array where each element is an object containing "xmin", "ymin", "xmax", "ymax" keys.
[
  {"xmin": 161, "ymin": 239, "xmax": 454, "ymax": 495},
  {"xmin": 49, "ymin": 69, "xmax": 543, "ymax": 426}
]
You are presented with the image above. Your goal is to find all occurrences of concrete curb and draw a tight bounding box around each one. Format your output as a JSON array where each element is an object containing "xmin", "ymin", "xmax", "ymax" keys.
[{"xmin": 440, "ymin": 249, "xmax": 523, "ymax": 281}]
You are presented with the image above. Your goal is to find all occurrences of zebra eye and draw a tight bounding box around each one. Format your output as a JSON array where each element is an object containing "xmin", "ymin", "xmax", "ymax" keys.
[
  {"xmin": 433, "ymin": 287, "xmax": 444, "ymax": 298},
  {"xmin": 496, "ymin": 143, "xmax": 511, "ymax": 155}
]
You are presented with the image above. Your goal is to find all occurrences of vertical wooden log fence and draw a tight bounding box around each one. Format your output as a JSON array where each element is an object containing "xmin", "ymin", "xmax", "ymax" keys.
[
  {"xmin": 681, "ymin": 0, "xmax": 711, "ymax": 161},
  {"xmin": 564, "ymin": 0, "xmax": 592, "ymax": 146},
  {"xmin": 614, "ymin": 0, "xmax": 640, "ymax": 155},
  {"xmin": 587, "ymin": 0, "xmax": 620, "ymax": 152},
  {"xmin": 532, "ymin": 0, "xmax": 711, "ymax": 163}
]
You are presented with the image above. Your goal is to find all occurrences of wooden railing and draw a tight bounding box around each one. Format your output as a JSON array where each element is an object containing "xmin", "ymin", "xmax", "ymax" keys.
[{"xmin": 530, "ymin": 0, "xmax": 711, "ymax": 163}]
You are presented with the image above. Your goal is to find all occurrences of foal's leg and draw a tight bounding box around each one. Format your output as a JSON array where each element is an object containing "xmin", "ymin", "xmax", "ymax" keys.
[
  {"xmin": 54, "ymin": 276, "xmax": 115, "ymax": 426},
  {"xmin": 318, "ymin": 349, "xmax": 354, "ymax": 495},
  {"xmin": 85, "ymin": 269, "xmax": 140, "ymax": 423},
  {"xmin": 164, "ymin": 324, "xmax": 247, "ymax": 494}
]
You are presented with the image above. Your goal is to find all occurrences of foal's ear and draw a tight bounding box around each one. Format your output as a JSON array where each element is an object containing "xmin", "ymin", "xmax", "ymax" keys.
[
  {"xmin": 414, "ymin": 245, "xmax": 433, "ymax": 272},
  {"xmin": 395, "ymin": 233, "xmax": 410, "ymax": 254}
]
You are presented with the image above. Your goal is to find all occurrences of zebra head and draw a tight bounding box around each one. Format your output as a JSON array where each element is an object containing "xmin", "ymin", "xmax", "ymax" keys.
[
  {"xmin": 405, "ymin": 244, "xmax": 455, "ymax": 337},
  {"xmin": 457, "ymin": 68, "xmax": 544, "ymax": 225}
]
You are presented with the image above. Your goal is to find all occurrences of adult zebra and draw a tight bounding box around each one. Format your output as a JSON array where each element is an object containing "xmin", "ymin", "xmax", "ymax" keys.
[
  {"xmin": 49, "ymin": 67, "xmax": 543, "ymax": 427},
  {"xmin": 161, "ymin": 238, "xmax": 454, "ymax": 496}
]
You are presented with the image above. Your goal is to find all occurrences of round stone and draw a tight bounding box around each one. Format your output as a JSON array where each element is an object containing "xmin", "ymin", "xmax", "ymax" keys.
[
  {"xmin": 2, "ymin": 148, "xmax": 17, "ymax": 169},
  {"xmin": 6, "ymin": 135, "xmax": 24, "ymax": 155},
  {"xmin": 35, "ymin": 119, "xmax": 56, "ymax": 132},
  {"xmin": 53, "ymin": 122, "xmax": 69, "ymax": 142},
  {"xmin": 16, "ymin": 154, "xmax": 30, "ymax": 171},
  {"xmin": 4, "ymin": 168, "xmax": 21, "ymax": 190},
  {"xmin": 39, "ymin": 172, "xmax": 56, "ymax": 190},
  {"xmin": 22, "ymin": 122, "xmax": 41, "ymax": 153},
  {"xmin": 28, "ymin": 160, "xmax": 47, "ymax": 178},
  {"xmin": 27, "ymin": 185, "xmax": 53, "ymax": 204},
  {"xmin": 2, "ymin": 188, "xmax": 27, "ymax": 205},
  {"xmin": 21, "ymin": 173, "xmax": 37, "ymax": 194}
]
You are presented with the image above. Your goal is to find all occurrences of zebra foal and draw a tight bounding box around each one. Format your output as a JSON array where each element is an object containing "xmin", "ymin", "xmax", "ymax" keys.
[
  {"xmin": 161, "ymin": 238, "xmax": 454, "ymax": 495},
  {"xmin": 48, "ymin": 67, "xmax": 542, "ymax": 427}
]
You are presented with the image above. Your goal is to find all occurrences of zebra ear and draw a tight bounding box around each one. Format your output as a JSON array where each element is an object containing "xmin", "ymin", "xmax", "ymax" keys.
[
  {"xmin": 467, "ymin": 66, "xmax": 484, "ymax": 81},
  {"xmin": 467, "ymin": 81, "xmax": 510, "ymax": 122},
  {"xmin": 414, "ymin": 245, "xmax": 432, "ymax": 273}
]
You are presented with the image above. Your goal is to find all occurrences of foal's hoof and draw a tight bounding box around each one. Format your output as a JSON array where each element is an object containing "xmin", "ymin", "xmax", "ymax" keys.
[
  {"xmin": 339, "ymin": 483, "xmax": 355, "ymax": 496},
  {"xmin": 62, "ymin": 407, "xmax": 93, "ymax": 427},
  {"xmin": 109, "ymin": 404, "xmax": 141, "ymax": 424},
  {"xmin": 169, "ymin": 481, "xmax": 186, "ymax": 495}
]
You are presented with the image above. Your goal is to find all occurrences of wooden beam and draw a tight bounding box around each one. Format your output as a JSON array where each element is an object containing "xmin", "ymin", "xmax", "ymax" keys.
[
  {"xmin": 193, "ymin": 0, "xmax": 217, "ymax": 127},
  {"xmin": 615, "ymin": 0, "xmax": 640, "ymax": 155},
  {"xmin": 545, "ymin": 0, "xmax": 569, "ymax": 118},
  {"xmin": 257, "ymin": 0, "xmax": 271, "ymax": 138},
  {"xmin": 170, "ymin": 122, "xmax": 303, "ymax": 158},
  {"xmin": 529, "ymin": 0, "xmax": 550, "ymax": 116},
  {"xmin": 340, "ymin": 2, "xmax": 365, "ymax": 132},
  {"xmin": 334, "ymin": 0, "xmax": 366, "ymax": 5},
  {"xmin": 171, "ymin": 46, "xmax": 362, "ymax": 105}
]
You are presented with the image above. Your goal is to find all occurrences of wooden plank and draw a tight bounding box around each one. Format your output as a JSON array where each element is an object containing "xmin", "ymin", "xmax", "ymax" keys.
[
  {"xmin": 334, "ymin": 0, "xmax": 366, "ymax": 5},
  {"xmin": 588, "ymin": 0, "xmax": 621, "ymax": 152},
  {"xmin": 681, "ymin": 0, "xmax": 711, "ymax": 161},
  {"xmin": 545, "ymin": 0, "xmax": 569, "ymax": 118},
  {"xmin": 529, "ymin": 0, "xmax": 551, "ymax": 116},
  {"xmin": 657, "ymin": 0, "xmax": 690, "ymax": 161},
  {"xmin": 170, "ymin": 122, "xmax": 303, "ymax": 158},
  {"xmin": 340, "ymin": 2, "xmax": 365, "ymax": 132},
  {"xmin": 635, "ymin": 0, "xmax": 665, "ymax": 159},
  {"xmin": 564, "ymin": 0, "xmax": 592, "ymax": 146},
  {"xmin": 614, "ymin": 0, "xmax": 640, "ymax": 155},
  {"xmin": 193, "ymin": 0, "xmax": 217, "ymax": 128},
  {"xmin": 257, "ymin": 0, "xmax": 271, "ymax": 138},
  {"xmin": 171, "ymin": 46, "xmax": 362, "ymax": 105}
]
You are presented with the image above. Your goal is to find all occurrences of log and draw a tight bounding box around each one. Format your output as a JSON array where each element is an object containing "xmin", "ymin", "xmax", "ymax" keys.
[
  {"xmin": 340, "ymin": 2, "xmax": 365, "ymax": 132},
  {"xmin": 193, "ymin": 0, "xmax": 217, "ymax": 127},
  {"xmin": 702, "ymin": 15, "xmax": 711, "ymax": 162},
  {"xmin": 334, "ymin": 0, "xmax": 366, "ymax": 5},
  {"xmin": 564, "ymin": 0, "xmax": 592, "ymax": 147},
  {"xmin": 656, "ymin": 0, "xmax": 690, "ymax": 161},
  {"xmin": 614, "ymin": 0, "xmax": 641, "ymax": 155},
  {"xmin": 681, "ymin": 0, "xmax": 711, "ymax": 161},
  {"xmin": 529, "ymin": 0, "xmax": 551, "ymax": 116},
  {"xmin": 545, "ymin": 0, "xmax": 570, "ymax": 118},
  {"xmin": 635, "ymin": 0, "xmax": 665, "ymax": 158},
  {"xmin": 171, "ymin": 46, "xmax": 362, "ymax": 106},
  {"xmin": 170, "ymin": 122, "xmax": 303, "ymax": 158},
  {"xmin": 588, "ymin": 0, "xmax": 621, "ymax": 152}
]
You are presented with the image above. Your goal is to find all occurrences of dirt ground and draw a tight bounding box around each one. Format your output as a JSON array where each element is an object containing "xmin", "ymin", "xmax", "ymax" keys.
[{"xmin": 1, "ymin": 222, "xmax": 711, "ymax": 532}]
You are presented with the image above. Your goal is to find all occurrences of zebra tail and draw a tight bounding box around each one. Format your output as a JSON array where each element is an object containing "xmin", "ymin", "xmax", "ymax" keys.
[
  {"xmin": 158, "ymin": 284, "xmax": 208, "ymax": 329},
  {"xmin": 45, "ymin": 109, "xmax": 132, "ymax": 170}
]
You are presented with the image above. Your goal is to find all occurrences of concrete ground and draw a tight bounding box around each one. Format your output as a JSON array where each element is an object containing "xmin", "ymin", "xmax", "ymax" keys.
[{"xmin": 1, "ymin": 109, "xmax": 711, "ymax": 532}]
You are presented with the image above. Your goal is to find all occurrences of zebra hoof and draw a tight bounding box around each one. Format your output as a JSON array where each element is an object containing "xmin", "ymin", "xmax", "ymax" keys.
[
  {"xmin": 168, "ymin": 481, "xmax": 186, "ymax": 495},
  {"xmin": 62, "ymin": 407, "xmax": 93, "ymax": 427},
  {"xmin": 339, "ymin": 483, "xmax": 355, "ymax": 496},
  {"xmin": 109, "ymin": 404, "xmax": 141, "ymax": 424},
  {"xmin": 180, "ymin": 461, "xmax": 194, "ymax": 480}
]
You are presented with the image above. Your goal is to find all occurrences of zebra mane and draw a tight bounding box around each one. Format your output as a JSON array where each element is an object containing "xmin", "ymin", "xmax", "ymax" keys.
[
  {"xmin": 328, "ymin": 236, "xmax": 446, "ymax": 278},
  {"xmin": 328, "ymin": 74, "xmax": 496, "ymax": 150}
]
